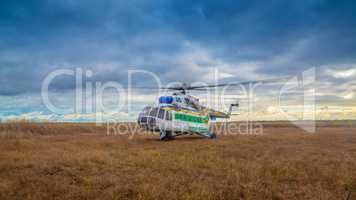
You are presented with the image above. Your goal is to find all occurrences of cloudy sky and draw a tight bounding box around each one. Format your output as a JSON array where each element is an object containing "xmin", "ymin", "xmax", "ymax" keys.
[{"xmin": 0, "ymin": 0, "xmax": 356, "ymax": 122}]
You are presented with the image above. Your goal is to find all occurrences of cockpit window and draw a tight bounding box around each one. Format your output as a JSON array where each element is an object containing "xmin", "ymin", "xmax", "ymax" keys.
[
  {"xmin": 144, "ymin": 107, "xmax": 172, "ymax": 120},
  {"xmin": 149, "ymin": 108, "xmax": 159, "ymax": 117},
  {"xmin": 142, "ymin": 106, "xmax": 152, "ymax": 115}
]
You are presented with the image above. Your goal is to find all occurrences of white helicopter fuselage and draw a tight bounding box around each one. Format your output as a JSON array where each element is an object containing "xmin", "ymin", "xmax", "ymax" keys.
[{"xmin": 138, "ymin": 94, "xmax": 237, "ymax": 140}]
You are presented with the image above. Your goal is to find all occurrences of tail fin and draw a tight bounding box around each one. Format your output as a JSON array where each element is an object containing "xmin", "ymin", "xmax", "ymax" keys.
[{"xmin": 228, "ymin": 103, "xmax": 239, "ymax": 115}]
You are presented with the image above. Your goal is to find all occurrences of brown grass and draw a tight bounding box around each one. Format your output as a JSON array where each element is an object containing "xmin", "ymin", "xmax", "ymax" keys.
[{"xmin": 0, "ymin": 121, "xmax": 356, "ymax": 200}]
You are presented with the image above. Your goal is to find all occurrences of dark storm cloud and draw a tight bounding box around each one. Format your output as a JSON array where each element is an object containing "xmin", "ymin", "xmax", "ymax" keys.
[{"xmin": 1, "ymin": 0, "xmax": 356, "ymax": 95}]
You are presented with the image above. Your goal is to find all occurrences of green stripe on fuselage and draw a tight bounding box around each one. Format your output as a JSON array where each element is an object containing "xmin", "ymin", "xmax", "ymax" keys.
[
  {"xmin": 174, "ymin": 113, "xmax": 209, "ymax": 124},
  {"xmin": 189, "ymin": 126, "xmax": 209, "ymax": 132}
]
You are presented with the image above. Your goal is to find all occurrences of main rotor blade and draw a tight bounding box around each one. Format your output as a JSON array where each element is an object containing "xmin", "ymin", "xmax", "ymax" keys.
[
  {"xmin": 129, "ymin": 86, "xmax": 173, "ymax": 90},
  {"xmin": 187, "ymin": 77, "xmax": 291, "ymax": 90},
  {"xmin": 129, "ymin": 77, "xmax": 291, "ymax": 91}
]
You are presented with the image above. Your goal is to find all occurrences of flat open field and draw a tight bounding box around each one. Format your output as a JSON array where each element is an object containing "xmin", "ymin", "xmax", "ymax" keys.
[{"xmin": 1, "ymin": 121, "xmax": 356, "ymax": 200}]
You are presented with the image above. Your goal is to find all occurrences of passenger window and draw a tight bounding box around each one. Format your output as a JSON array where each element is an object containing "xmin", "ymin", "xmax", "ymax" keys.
[{"xmin": 165, "ymin": 111, "xmax": 172, "ymax": 121}]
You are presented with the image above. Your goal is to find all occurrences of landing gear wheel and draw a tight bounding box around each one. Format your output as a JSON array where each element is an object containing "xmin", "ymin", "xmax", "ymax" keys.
[
  {"xmin": 160, "ymin": 131, "xmax": 174, "ymax": 141},
  {"xmin": 209, "ymin": 132, "xmax": 217, "ymax": 139},
  {"xmin": 160, "ymin": 131, "xmax": 167, "ymax": 141}
]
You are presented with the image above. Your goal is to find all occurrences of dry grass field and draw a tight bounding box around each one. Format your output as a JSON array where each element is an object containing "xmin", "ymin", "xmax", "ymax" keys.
[{"xmin": 1, "ymin": 121, "xmax": 356, "ymax": 200}]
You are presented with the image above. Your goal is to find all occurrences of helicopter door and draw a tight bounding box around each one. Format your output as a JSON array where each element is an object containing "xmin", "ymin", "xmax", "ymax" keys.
[
  {"xmin": 157, "ymin": 109, "xmax": 174, "ymax": 131},
  {"xmin": 158, "ymin": 109, "xmax": 165, "ymax": 119},
  {"xmin": 146, "ymin": 108, "xmax": 158, "ymax": 128}
]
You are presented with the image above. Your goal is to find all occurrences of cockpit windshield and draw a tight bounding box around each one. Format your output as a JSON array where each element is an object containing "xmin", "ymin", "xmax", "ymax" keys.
[
  {"xmin": 139, "ymin": 106, "xmax": 172, "ymax": 121},
  {"xmin": 149, "ymin": 108, "xmax": 159, "ymax": 117}
]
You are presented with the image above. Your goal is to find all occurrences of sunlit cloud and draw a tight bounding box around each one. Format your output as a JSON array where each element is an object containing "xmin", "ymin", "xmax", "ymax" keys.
[
  {"xmin": 324, "ymin": 66, "xmax": 356, "ymax": 79},
  {"xmin": 342, "ymin": 92, "xmax": 354, "ymax": 100}
]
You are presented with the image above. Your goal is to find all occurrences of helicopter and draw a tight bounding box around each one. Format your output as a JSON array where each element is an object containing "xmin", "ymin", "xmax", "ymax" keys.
[
  {"xmin": 136, "ymin": 80, "xmax": 282, "ymax": 141},
  {"xmin": 137, "ymin": 81, "xmax": 260, "ymax": 140}
]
